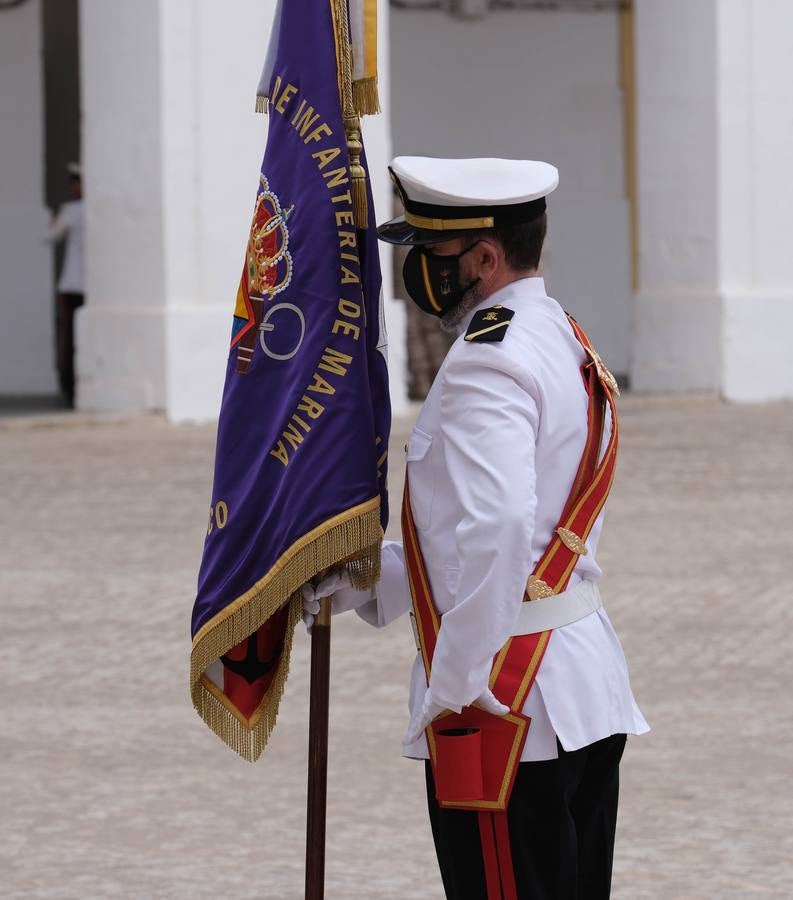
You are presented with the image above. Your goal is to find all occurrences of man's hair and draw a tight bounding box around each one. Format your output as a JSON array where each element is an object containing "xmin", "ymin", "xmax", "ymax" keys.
[{"xmin": 471, "ymin": 213, "xmax": 547, "ymax": 273}]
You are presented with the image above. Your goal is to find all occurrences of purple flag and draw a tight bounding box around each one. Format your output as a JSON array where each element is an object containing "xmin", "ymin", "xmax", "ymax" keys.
[{"xmin": 190, "ymin": 0, "xmax": 390, "ymax": 761}]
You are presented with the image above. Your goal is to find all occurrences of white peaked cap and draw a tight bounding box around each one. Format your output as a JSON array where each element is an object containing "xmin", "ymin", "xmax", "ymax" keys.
[
  {"xmin": 378, "ymin": 156, "xmax": 559, "ymax": 245},
  {"xmin": 392, "ymin": 156, "xmax": 558, "ymax": 207}
]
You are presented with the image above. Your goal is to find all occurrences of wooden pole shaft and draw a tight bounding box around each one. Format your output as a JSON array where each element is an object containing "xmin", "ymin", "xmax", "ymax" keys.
[{"xmin": 305, "ymin": 597, "xmax": 332, "ymax": 900}]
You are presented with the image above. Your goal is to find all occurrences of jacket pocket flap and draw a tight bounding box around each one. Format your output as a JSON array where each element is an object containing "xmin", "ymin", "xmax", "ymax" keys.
[{"xmin": 406, "ymin": 427, "xmax": 433, "ymax": 462}]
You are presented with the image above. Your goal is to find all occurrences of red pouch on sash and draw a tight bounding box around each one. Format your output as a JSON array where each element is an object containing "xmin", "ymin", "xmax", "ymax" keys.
[
  {"xmin": 433, "ymin": 726, "xmax": 484, "ymax": 802},
  {"xmin": 429, "ymin": 707, "xmax": 531, "ymax": 810}
]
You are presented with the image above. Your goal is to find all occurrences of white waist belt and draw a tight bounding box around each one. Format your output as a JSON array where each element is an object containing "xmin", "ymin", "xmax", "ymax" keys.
[{"xmin": 512, "ymin": 579, "xmax": 602, "ymax": 635}]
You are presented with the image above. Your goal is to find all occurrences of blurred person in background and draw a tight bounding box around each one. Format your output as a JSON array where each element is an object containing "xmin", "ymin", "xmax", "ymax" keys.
[{"xmin": 47, "ymin": 162, "xmax": 84, "ymax": 407}]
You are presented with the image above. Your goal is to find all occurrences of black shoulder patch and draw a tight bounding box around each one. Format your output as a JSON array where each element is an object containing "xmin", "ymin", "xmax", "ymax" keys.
[{"xmin": 464, "ymin": 305, "xmax": 515, "ymax": 343}]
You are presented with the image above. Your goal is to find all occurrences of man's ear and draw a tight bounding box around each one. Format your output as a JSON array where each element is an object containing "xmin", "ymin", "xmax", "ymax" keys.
[{"xmin": 476, "ymin": 239, "xmax": 502, "ymax": 279}]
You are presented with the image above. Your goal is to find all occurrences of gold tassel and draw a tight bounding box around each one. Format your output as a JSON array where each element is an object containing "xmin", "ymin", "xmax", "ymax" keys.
[
  {"xmin": 190, "ymin": 498, "xmax": 382, "ymax": 761},
  {"xmin": 255, "ymin": 94, "xmax": 270, "ymax": 114},
  {"xmin": 331, "ymin": 0, "xmax": 372, "ymax": 228},
  {"xmin": 344, "ymin": 115, "xmax": 368, "ymax": 229},
  {"xmin": 352, "ymin": 177, "xmax": 368, "ymax": 231},
  {"xmin": 352, "ymin": 77, "xmax": 380, "ymax": 116}
]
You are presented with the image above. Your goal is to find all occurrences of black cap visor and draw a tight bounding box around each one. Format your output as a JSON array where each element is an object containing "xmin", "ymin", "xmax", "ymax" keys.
[
  {"xmin": 377, "ymin": 216, "xmax": 485, "ymax": 246},
  {"xmin": 377, "ymin": 184, "xmax": 547, "ymax": 245}
]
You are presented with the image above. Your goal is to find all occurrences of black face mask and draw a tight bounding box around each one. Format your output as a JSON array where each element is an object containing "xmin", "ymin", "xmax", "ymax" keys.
[{"xmin": 402, "ymin": 242, "xmax": 480, "ymax": 318}]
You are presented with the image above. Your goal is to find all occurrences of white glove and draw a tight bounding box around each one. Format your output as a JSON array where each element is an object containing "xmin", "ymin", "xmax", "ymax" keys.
[
  {"xmin": 403, "ymin": 687, "xmax": 510, "ymax": 746},
  {"xmin": 301, "ymin": 569, "xmax": 373, "ymax": 631},
  {"xmin": 403, "ymin": 689, "xmax": 447, "ymax": 747}
]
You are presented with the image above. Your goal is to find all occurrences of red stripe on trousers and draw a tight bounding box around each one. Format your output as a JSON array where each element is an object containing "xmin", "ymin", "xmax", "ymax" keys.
[
  {"xmin": 493, "ymin": 813, "xmax": 518, "ymax": 900},
  {"xmin": 478, "ymin": 812, "xmax": 503, "ymax": 899}
]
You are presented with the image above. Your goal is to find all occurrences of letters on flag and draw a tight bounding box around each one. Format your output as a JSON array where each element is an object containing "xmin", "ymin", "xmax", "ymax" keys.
[{"xmin": 190, "ymin": 0, "xmax": 389, "ymax": 761}]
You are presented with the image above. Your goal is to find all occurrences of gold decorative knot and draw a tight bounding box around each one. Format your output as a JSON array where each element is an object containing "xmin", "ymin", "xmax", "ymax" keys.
[
  {"xmin": 526, "ymin": 575, "xmax": 554, "ymax": 601},
  {"xmin": 556, "ymin": 527, "xmax": 588, "ymax": 556},
  {"xmin": 584, "ymin": 346, "xmax": 621, "ymax": 397},
  {"xmin": 484, "ymin": 312, "xmax": 499, "ymax": 321}
]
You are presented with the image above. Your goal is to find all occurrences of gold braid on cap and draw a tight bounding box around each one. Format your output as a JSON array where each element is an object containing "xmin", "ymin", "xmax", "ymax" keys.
[{"xmin": 403, "ymin": 211, "xmax": 495, "ymax": 231}]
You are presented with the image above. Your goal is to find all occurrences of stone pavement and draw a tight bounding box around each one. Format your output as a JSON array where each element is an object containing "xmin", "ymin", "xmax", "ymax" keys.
[{"xmin": 1, "ymin": 395, "xmax": 792, "ymax": 899}]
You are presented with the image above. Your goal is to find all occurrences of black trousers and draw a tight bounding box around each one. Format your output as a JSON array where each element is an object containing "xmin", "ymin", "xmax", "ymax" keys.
[
  {"xmin": 56, "ymin": 292, "xmax": 84, "ymax": 406},
  {"xmin": 425, "ymin": 734, "xmax": 626, "ymax": 900}
]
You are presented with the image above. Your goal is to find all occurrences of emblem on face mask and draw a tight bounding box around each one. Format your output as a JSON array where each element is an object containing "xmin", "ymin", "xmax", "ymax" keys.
[{"xmin": 402, "ymin": 242, "xmax": 482, "ymax": 318}]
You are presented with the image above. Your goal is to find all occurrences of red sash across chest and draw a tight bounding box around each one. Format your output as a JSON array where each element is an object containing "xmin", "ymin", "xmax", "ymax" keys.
[{"xmin": 402, "ymin": 316, "xmax": 619, "ymax": 812}]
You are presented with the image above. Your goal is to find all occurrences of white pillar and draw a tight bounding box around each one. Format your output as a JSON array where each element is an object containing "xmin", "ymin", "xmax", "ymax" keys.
[
  {"xmin": 78, "ymin": 0, "xmax": 403, "ymax": 421},
  {"xmin": 632, "ymin": 0, "xmax": 721, "ymax": 392},
  {"xmin": 0, "ymin": 0, "xmax": 56, "ymax": 396},
  {"xmin": 363, "ymin": 0, "xmax": 408, "ymax": 417},
  {"xmin": 632, "ymin": 0, "xmax": 793, "ymax": 400},
  {"xmin": 78, "ymin": 0, "xmax": 167, "ymax": 412},
  {"xmin": 718, "ymin": 0, "xmax": 793, "ymax": 401},
  {"xmin": 78, "ymin": 0, "xmax": 273, "ymax": 419},
  {"xmin": 159, "ymin": 0, "xmax": 275, "ymax": 422}
]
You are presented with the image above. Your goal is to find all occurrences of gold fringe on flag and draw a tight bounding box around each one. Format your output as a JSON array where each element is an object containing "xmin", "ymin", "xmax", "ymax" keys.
[
  {"xmin": 190, "ymin": 498, "xmax": 382, "ymax": 762},
  {"xmin": 351, "ymin": 0, "xmax": 379, "ymax": 115},
  {"xmin": 193, "ymin": 595, "xmax": 302, "ymax": 762},
  {"xmin": 352, "ymin": 76, "xmax": 380, "ymax": 116},
  {"xmin": 255, "ymin": 95, "xmax": 270, "ymax": 114}
]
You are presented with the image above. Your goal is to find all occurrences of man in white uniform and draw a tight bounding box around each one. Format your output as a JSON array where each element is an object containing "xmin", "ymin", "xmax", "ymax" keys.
[{"xmin": 304, "ymin": 157, "xmax": 648, "ymax": 899}]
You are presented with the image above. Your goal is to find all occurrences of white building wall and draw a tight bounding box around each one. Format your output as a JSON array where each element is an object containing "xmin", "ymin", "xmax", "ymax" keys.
[
  {"xmin": 79, "ymin": 0, "xmax": 271, "ymax": 417},
  {"xmin": 632, "ymin": 0, "xmax": 721, "ymax": 391},
  {"xmin": 159, "ymin": 0, "xmax": 275, "ymax": 422},
  {"xmin": 78, "ymin": 0, "xmax": 403, "ymax": 422},
  {"xmin": 0, "ymin": 0, "xmax": 57, "ymax": 395},
  {"xmin": 718, "ymin": 0, "xmax": 793, "ymax": 402},
  {"xmin": 78, "ymin": 0, "xmax": 167, "ymax": 411},
  {"xmin": 390, "ymin": 8, "xmax": 632, "ymax": 376},
  {"xmin": 633, "ymin": 0, "xmax": 793, "ymax": 400},
  {"xmin": 363, "ymin": 0, "xmax": 407, "ymax": 416}
]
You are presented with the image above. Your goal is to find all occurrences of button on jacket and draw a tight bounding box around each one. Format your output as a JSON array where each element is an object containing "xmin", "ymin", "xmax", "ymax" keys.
[{"xmin": 358, "ymin": 277, "xmax": 648, "ymax": 761}]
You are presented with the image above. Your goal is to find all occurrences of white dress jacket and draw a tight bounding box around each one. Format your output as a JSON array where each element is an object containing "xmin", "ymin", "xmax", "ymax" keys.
[{"xmin": 358, "ymin": 277, "xmax": 648, "ymax": 761}]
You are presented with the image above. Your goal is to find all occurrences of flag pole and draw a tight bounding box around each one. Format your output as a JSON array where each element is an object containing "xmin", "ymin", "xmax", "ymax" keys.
[
  {"xmin": 304, "ymin": 3, "xmax": 375, "ymax": 894},
  {"xmin": 305, "ymin": 596, "xmax": 332, "ymax": 900}
]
